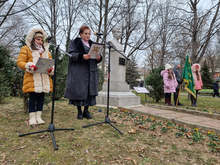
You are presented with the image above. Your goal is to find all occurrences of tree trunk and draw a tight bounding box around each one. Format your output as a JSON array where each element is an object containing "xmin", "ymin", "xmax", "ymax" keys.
[{"xmin": 190, "ymin": 0, "xmax": 199, "ymax": 63}]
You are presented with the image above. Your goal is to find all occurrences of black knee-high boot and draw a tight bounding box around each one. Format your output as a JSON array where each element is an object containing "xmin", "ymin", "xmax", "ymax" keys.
[
  {"xmin": 164, "ymin": 94, "xmax": 169, "ymax": 105},
  {"xmin": 168, "ymin": 95, "xmax": 172, "ymax": 106},
  {"xmin": 77, "ymin": 106, "xmax": 83, "ymax": 120},
  {"xmin": 165, "ymin": 97, "xmax": 168, "ymax": 105},
  {"xmin": 83, "ymin": 106, "xmax": 92, "ymax": 119},
  {"xmin": 191, "ymin": 95, "xmax": 196, "ymax": 107}
]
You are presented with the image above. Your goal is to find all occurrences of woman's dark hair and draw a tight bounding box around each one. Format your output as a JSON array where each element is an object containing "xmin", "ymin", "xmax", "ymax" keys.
[
  {"xmin": 31, "ymin": 31, "xmax": 45, "ymax": 50},
  {"xmin": 196, "ymin": 70, "xmax": 200, "ymax": 80},
  {"xmin": 168, "ymin": 70, "xmax": 174, "ymax": 80},
  {"xmin": 79, "ymin": 25, "xmax": 90, "ymax": 35}
]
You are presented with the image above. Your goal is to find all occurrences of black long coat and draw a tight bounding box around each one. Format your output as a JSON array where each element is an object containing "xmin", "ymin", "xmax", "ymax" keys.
[
  {"xmin": 173, "ymin": 65, "xmax": 183, "ymax": 89},
  {"xmin": 64, "ymin": 38, "xmax": 102, "ymax": 101}
]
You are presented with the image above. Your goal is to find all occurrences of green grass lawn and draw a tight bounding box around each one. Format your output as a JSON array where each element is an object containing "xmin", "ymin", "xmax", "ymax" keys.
[
  {"xmin": 179, "ymin": 95, "xmax": 220, "ymax": 113},
  {"xmin": 137, "ymin": 92, "xmax": 220, "ymax": 114},
  {"xmin": 199, "ymin": 89, "xmax": 220, "ymax": 93},
  {"xmin": 0, "ymin": 97, "xmax": 220, "ymax": 164}
]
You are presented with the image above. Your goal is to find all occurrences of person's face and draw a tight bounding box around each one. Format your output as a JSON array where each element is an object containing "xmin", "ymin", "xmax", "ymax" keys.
[
  {"xmin": 34, "ymin": 37, "xmax": 43, "ymax": 46},
  {"xmin": 80, "ymin": 29, "xmax": 91, "ymax": 41},
  {"xmin": 177, "ymin": 64, "xmax": 181, "ymax": 69},
  {"xmin": 195, "ymin": 65, "xmax": 199, "ymax": 70}
]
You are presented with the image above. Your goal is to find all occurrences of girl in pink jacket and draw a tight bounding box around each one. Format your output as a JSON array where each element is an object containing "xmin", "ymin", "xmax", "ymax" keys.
[
  {"xmin": 161, "ymin": 64, "xmax": 178, "ymax": 106},
  {"xmin": 191, "ymin": 63, "xmax": 203, "ymax": 106}
]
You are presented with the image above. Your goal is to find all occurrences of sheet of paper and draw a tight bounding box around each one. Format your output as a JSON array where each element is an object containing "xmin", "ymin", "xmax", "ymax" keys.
[
  {"xmin": 35, "ymin": 58, "xmax": 54, "ymax": 74},
  {"xmin": 88, "ymin": 44, "xmax": 103, "ymax": 59},
  {"xmin": 133, "ymin": 87, "xmax": 149, "ymax": 94}
]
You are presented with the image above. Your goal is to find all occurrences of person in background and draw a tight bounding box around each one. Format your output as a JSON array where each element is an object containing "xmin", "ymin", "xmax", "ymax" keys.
[
  {"xmin": 191, "ymin": 63, "xmax": 203, "ymax": 106},
  {"xmin": 173, "ymin": 64, "xmax": 183, "ymax": 106},
  {"xmin": 161, "ymin": 64, "xmax": 178, "ymax": 106},
  {"xmin": 213, "ymin": 78, "xmax": 219, "ymax": 97},
  {"xmin": 17, "ymin": 27, "xmax": 54, "ymax": 126},
  {"xmin": 64, "ymin": 25, "xmax": 102, "ymax": 120}
]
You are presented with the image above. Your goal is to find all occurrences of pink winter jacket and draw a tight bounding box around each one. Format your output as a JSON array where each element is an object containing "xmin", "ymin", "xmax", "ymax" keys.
[
  {"xmin": 191, "ymin": 64, "xmax": 203, "ymax": 90},
  {"xmin": 161, "ymin": 70, "xmax": 178, "ymax": 93}
]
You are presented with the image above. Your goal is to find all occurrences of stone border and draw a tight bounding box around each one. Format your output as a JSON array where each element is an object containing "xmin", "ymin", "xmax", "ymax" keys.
[
  {"xmin": 118, "ymin": 106, "xmax": 220, "ymax": 135},
  {"xmin": 147, "ymin": 104, "xmax": 220, "ymax": 120}
]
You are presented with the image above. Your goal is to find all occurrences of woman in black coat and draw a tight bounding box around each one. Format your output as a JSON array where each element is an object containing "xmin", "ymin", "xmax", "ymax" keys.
[{"xmin": 64, "ymin": 25, "xmax": 102, "ymax": 119}]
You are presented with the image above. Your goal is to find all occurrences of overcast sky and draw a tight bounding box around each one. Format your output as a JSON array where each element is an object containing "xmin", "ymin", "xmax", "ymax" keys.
[{"xmin": 199, "ymin": 0, "xmax": 213, "ymax": 9}]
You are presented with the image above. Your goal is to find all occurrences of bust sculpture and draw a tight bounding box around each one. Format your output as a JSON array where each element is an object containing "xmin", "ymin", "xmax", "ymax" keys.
[
  {"xmin": 110, "ymin": 27, "xmax": 123, "ymax": 52},
  {"xmin": 112, "ymin": 27, "xmax": 121, "ymax": 41}
]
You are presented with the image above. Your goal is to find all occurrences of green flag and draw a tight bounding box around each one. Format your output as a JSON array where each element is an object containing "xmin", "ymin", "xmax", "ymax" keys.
[{"xmin": 182, "ymin": 55, "xmax": 196, "ymax": 98}]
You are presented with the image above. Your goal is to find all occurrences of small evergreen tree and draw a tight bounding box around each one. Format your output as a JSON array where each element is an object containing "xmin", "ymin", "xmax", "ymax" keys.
[
  {"xmin": 17, "ymin": 36, "xmax": 29, "ymax": 112},
  {"xmin": 126, "ymin": 56, "xmax": 140, "ymax": 89},
  {"xmin": 145, "ymin": 67, "xmax": 164, "ymax": 102},
  {"xmin": 98, "ymin": 68, "xmax": 104, "ymax": 91},
  {"xmin": 50, "ymin": 46, "xmax": 69, "ymax": 100},
  {"xmin": 201, "ymin": 60, "xmax": 213, "ymax": 89},
  {"xmin": 0, "ymin": 46, "xmax": 14, "ymax": 103}
]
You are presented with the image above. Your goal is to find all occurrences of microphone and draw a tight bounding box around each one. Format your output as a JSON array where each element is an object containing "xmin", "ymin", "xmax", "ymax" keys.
[
  {"xmin": 107, "ymin": 41, "xmax": 113, "ymax": 46},
  {"xmin": 94, "ymin": 32, "xmax": 103, "ymax": 36},
  {"xmin": 45, "ymin": 36, "xmax": 53, "ymax": 43}
]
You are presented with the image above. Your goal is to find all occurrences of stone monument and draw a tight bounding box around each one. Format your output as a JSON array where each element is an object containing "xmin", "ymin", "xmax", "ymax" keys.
[{"xmin": 96, "ymin": 28, "xmax": 141, "ymax": 107}]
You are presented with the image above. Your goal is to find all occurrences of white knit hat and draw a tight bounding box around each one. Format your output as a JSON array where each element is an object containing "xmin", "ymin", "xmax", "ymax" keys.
[{"xmin": 165, "ymin": 64, "xmax": 172, "ymax": 70}]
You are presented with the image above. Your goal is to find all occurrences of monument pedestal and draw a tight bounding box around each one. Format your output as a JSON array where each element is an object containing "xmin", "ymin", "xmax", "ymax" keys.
[
  {"xmin": 96, "ymin": 39, "xmax": 140, "ymax": 107},
  {"xmin": 97, "ymin": 91, "xmax": 140, "ymax": 107}
]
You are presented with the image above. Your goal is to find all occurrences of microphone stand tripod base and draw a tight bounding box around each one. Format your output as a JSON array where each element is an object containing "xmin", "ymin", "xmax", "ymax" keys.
[
  {"xmin": 82, "ymin": 116, "xmax": 123, "ymax": 135},
  {"xmin": 19, "ymin": 124, "xmax": 75, "ymax": 150}
]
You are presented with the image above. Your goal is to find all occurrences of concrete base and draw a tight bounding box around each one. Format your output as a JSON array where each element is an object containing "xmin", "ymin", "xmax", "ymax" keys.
[
  {"xmin": 102, "ymin": 81, "xmax": 130, "ymax": 92},
  {"xmin": 96, "ymin": 91, "xmax": 141, "ymax": 107}
]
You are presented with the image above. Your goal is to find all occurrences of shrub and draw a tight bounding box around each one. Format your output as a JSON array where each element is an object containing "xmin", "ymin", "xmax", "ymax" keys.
[
  {"xmin": 0, "ymin": 46, "xmax": 14, "ymax": 103},
  {"xmin": 145, "ymin": 67, "xmax": 164, "ymax": 102},
  {"xmin": 98, "ymin": 68, "xmax": 104, "ymax": 91},
  {"xmin": 126, "ymin": 56, "xmax": 140, "ymax": 89},
  {"xmin": 201, "ymin": 60, "xmax": 213, "ymax": 89},
  {"xmin": 50, "ymin": 46, "xmax": 68, "ymax": 100}
]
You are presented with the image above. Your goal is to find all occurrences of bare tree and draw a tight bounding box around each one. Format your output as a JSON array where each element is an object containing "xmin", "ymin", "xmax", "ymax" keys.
[
  {"xmin": 120, "ymin": 0, "xmax": 140, "ymax": 53},
  {"xmin": 119, "ymin": 0, "xmax": 159, "ymax": 58},
  {"xmin": 205, "ymin": 47, "xmax": 217, "ymax": 76},
  {"xmin": 0, "ymin": 0, "xmax": 41, "ymax": 27},
  {"xmin": 60, "ymin": 0, "xmax": 83, "ymax": 50},
  {"xmin": 152, "ymin": 0, "xmax": 181, "ymax": 66},
  {"xmin": 0, "ymin": 14, "xmax": 26, "ymax": 49},
  {"xmin": 80, "ymin": 0, "xmax": 159, "ymax": 71},
  {"xmin": 176, "ymin": 0, "xmax": 220, "ymax": 63},
  {"xmin": 79, "ymin": 0, "xmax": 123, "ymax": 71},
  {"xmin": 21, "ymin": 0, "xmax": 82, "ymax": 51},
  {"xmin": 171, "ymin": 27, "xmax": 191, "ymax": 64},
  {"xmin": 0, "ymin": 1, "xmax": 29, "ymax": 55},
  {"xmin": 145, "ymin": 42, "xmax": 161, "ymax": 70},
  {"xmin": 24, "ymin": 0, "xmax": 65, "ymax": 45}
]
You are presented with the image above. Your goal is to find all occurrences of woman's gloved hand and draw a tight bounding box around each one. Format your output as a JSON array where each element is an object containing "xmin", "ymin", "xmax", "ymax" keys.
[{"xmin": 25, "ymin": 62, "xmax": 38, "ymax": 73}]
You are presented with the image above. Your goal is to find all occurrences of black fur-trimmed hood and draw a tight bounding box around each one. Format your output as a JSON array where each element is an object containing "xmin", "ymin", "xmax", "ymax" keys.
[{"xmin": 73, "ymin": 37, "xmax": 93, "ymax": 53}]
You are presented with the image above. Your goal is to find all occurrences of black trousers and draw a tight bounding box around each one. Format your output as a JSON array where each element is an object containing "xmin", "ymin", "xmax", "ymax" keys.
[
  {"xmin": 190, "ymin": 90, "xmax": 198, "ymax": 105},
  {"xmin": 174, "ymin": 88, "xmax": 180, "ymax": 105},
  {"xmin": 77, "ymin": 105, "xmax": 89, "ymax": 112},
  {"xmin": 164, "ymin": 93, "xmax": 171, "ymax": 104},
  {"xmin": 165, "ymin": 93, "xmax": 171, "ymax": 98},
  {"xmin": 29, "ymin": 92, "xmax": 45, "ymax": 113},
  {"xmin": 213, "ymin": 90, "xmax": 219, "ymax": 97}
]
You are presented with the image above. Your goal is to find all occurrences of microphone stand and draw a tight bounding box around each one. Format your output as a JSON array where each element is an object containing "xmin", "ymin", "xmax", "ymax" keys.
[
  {"xmin": 19, "ymin": 44, "xmax": 75, "ymax": 150},
  {"xmin": 83, "ymin": 41, "xmax": 128, "ymax": 135}
]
